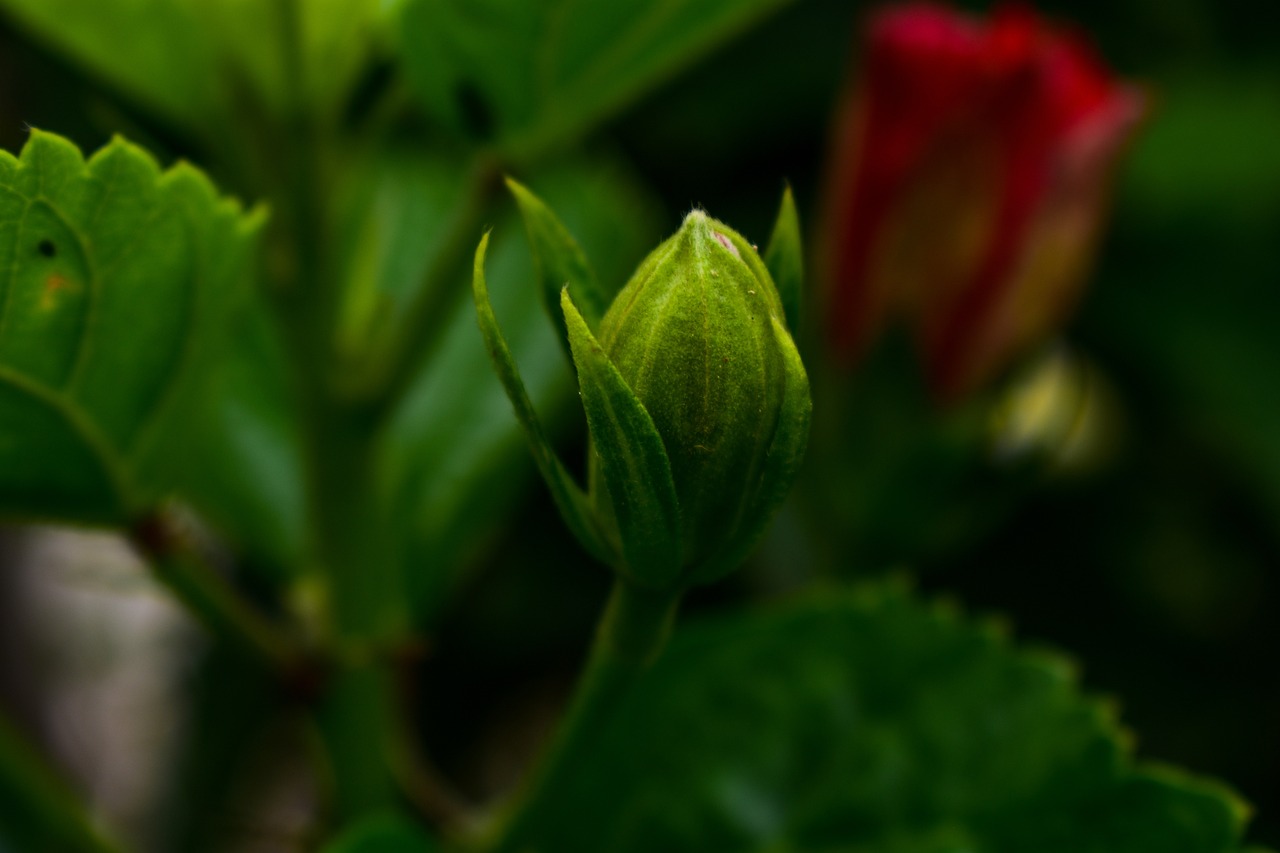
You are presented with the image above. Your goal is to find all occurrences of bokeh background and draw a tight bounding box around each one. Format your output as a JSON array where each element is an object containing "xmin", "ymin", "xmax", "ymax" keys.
[{"xmin": 0, "ymin": 0, "xmax": 1278, "ymax": 848}]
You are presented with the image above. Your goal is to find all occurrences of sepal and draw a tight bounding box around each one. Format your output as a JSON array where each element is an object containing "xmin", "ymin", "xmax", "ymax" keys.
[
  {"xmin": 470, "ymin": 232, "xmax": 612, "ymax": 564},
  {"xmin": 506, "ymin": 177, "xmax": 610, "ymax": 358},
  {"xmin": 562, "ymin": 289, "xmax": 682, "ymax": 588},
  {"xmin": 764, "ymin": 184, "xmax": 803, "ymax": 332}
]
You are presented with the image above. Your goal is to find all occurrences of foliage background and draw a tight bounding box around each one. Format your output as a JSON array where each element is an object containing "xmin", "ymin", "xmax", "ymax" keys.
[{"xmin": 0, "ymin": 0, "xmax": 1277, "ymax": 848}]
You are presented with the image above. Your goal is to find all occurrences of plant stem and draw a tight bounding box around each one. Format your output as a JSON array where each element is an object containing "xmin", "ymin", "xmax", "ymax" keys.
[
  {"xmin": 264, "ymin": 0, "xmax": 408, "ymax": 825},
  {"xmin": 488, "ymin": 579, "xmax": 681, "ymax": 853},
  {"xmin": 0, "ymin": 709, "xmax": 122, "ymax": 853},
  {"xmin": 130, "ymin": 510, "xmax": 302, "ymax": 674}
]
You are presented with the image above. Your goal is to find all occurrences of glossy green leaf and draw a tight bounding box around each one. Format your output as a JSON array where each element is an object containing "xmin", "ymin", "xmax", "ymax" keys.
[
  {"xmin": 763, "ymin": 185, "xmax": 802, "ymax": 333},
  {"xmin": 507, "ymin": 176, "xmax": 609, "ymax": 353},
  {"xmin": 0, "ymin": 0, "xmax": 386, "ymax": 134},
  {"xmin": 322, "ymin": 813, "xmax": 437, "ymax": 853},
  {"xmin": 0, "ymin": 130, "xmax": 261, "ymax": 525},
  {"xmin": 471, "ymin": 231, "xmax": 613, "ymax": 566},
  {"xmin": 563, "ymin": 289, "xmax": 682, "ymax": 586},
  {"xmin": 396, "ymin": 0, "xmax": 795, "ymax": 158},
  {"xmin": 525, "ymin": 582, "xmax": 1264, "ymax": 852}
]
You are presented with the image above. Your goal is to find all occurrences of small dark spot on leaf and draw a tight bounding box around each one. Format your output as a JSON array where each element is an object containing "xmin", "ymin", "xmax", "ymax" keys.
[{"xmin": 37, "ymin": 239, "xmax": 55, "ymax": 258}]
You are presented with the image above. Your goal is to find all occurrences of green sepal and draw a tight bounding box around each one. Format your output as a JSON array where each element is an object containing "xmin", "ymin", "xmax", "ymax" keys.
[
  {"xmin": 763, "ymin": 184, "xmax": 803, "ymax": 332},
  {"xmin": 692, "ymin": 316, "xmax": 811, "ymax": 585},
  {"xmin": 470, "ymin": 232, "xmax": 612, "ymax": 564},
  {"xmin": 506, "ymin": 177, "xmax": 610, "ymax": 354},
  {"xmin": 562, "ymin": 288, "xmax": 683, "ymax": 587}
]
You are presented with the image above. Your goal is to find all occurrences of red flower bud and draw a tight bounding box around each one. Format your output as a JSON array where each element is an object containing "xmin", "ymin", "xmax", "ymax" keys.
[{"xmin": 822, "ymin": 2, "xmax": 1145, "ymax": 400}]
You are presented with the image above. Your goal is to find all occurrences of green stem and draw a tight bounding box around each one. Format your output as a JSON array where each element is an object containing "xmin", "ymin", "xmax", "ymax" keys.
[
  {"xmin": 316, "ymin": 662, "xmax": 401, "ymax": 822},
  {"xmin": 307, "ymin": 405, "xmax": 408, "ymax": 823},
  {"xmin": 130, "ymin": 511, "xmax": 302, "ymax": 674},
  {"xmin": 0, "ymin": 709, "xmax": 122, "ymax": 853},
  {"xmin": 265, "ymin": 0, "xmax": 407, "ymax": 824},
  {"xmin": 488, "ymin": 579, "xmax": 681, "ymax": 853}
]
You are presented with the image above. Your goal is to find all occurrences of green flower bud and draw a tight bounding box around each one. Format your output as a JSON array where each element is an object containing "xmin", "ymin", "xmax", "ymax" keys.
[
  {"xmin": 570, "ymin": 210, "xmax": 811, "ymax": 588},
  {"xmin": 473, "ymin": 184, "xmax": 810, "ymax": 593}
]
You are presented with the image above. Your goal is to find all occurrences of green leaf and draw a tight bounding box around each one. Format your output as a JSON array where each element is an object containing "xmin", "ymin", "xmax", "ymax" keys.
[
  {"xmin": 332, "ymin": 145, "xmax": 481, "ymax": 376},
  {"xmin": 0, "ymin": 711, "xmax": 119, "ymax": 853},
  {"xmin": 0, "ymin": 0, "xmax": 387, "ymax": 134},
  {"xmin": 763, "ymin": 185, "xmax": 802, "ymax": 333},
  {"xmin": 525, "ymin": 582, "xmax": 1262, "ymax": 852},
  {"xmin": 562, "ymin": 290, "xmax": 682, "ymax": 586},
  {"xmin": 471, "ymin": 231, "xmax": 613, "ymax": 565},
  {"xmin": 396, "ymin": 0, "xmax": 795, "ymax": 158},
  {"xmin": 0, "ymin": 130, "xmax": 262, "ymax": 525},
  {"xmin": 322, "ymin": 814, "xmax": 437, "ymax": 853},
  {"xmin": 506, "ymin": 176, "xmax": 610, "ymax": 353},
  {"xmin": 174, "ymin": 298, "xmax": 306, "ymax": 572}
]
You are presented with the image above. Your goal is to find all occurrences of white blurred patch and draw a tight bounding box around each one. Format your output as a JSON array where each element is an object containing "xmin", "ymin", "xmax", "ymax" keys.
[{"xmin": 12, "ymin": 527, "xmax": 203, "ymax": 851}]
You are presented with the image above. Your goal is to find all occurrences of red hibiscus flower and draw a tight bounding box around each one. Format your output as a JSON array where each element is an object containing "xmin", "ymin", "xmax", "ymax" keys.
[{"xmin": 822, "ymin": 2, "xmax": 1145, "ymax": 400}]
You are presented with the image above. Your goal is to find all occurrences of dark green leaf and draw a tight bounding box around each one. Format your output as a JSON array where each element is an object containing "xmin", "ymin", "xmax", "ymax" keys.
[
  {"xmin": 526, "ymin": 582, "xmax": 1262, "ymax": 852},
  {"xmin": 322, "ymin": 814, "xmax": 437, "ymax": 853},
  {"xmin": 174, "ymin": 298, "xmax": 306, "ymax": 572},
  {"xmin": 396, "ymin": 0, "xmax": 795, "ymax": 158},
  {"xmin": 562, "ymin": 290, "xmax": 681, "ymax": 586},
  {"xmin": 0, "ymin": 130, "xmax": 261, "ymax": 525},
  {"xmin": 333, "ymin": 147, "xmax": 477, "ymax": 368},
  {"xmin": 507, "ymin": 176, "xmax": 609, "ymax": 352},
  {"xmin": 0, "ymin": 0, "xmax": 386, "ymax": 134},
  {"xmin": 471, "ymin": 231, "xmax": 613, "ymax": 565},
  {"xmin": 0, "ymin": 711, "xmax": 119, "ymax": 853},
  {"xmin": 1086, "ymin": 74, "xmax": 1280, "ymax": 524},
  {"xmin": 763, "ymin": 185, "xmax": 802, "ymax": 333}
]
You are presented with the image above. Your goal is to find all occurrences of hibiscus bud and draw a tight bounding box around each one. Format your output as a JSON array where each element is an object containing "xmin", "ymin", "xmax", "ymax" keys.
[
  {"xmin": 566, "ymin": 211, "xmax": 811, "ymax": 589},
  {"xmin": 822, "ymin": 2, "xmax": 1145, "ymax": 400},
  {"xmin": 473, "ymin": 192, "xmax": 811, "ymax": 592}
]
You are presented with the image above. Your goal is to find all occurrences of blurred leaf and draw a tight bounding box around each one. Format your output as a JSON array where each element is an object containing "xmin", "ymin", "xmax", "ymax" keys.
[
  {"xmin": 175, "ymin": 299, "xmax": 306, "ymax": 572},
  {"xmin": 0, "ymin": 0, "xmax": 386, "ymax": 134},
  {"xmin": 0, "ymin": 711, "xmax": 118, "ymax": 853},
  {"xmin": 0, "ymin": 130, "xmax": 261, "ymax": 525},
  {"xmin": 525, "ymin": 582, "xmax": 1260, "ymax": 852},
  {"xmin": 396, "ymin": 0, "xmax": 795, "ymax": 158},
  {"xmin": 333, "ymin": 145, "xmax": 478, "ymax": 367},
  {"xmin": 155, "ymin": 643, "xmax": 282, "ymax": 853},
  {"xmin": 1086, "ymin": 73, "xmax": 1280, "ymax": 523},
  {"xmin": 322, "ymin": 813, "xmax": 437, "ymax": 852},
  {"xmin": 801, "ymin": 337, "xmax": 1025, "ymax": 579},
  {"xmin": 1122, "ymin": 74, "xmax": 1280, "ymax": 229},
  {"xmin": 383, "ymin": 159, "xmax": 661, "ymax": 621}
]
